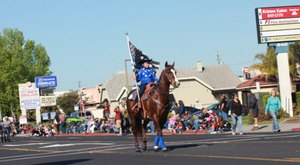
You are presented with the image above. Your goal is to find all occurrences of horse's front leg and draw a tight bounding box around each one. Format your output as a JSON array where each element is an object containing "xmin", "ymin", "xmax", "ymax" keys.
[{"xmin": 152, "ymin": 117, "xmax": 168, "ymax": 152}]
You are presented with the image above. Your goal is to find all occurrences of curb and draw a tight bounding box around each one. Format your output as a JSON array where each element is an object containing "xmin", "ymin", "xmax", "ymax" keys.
[{"xmin": 292, "ymin": 128, "xmax": 300, "ymax": 132}]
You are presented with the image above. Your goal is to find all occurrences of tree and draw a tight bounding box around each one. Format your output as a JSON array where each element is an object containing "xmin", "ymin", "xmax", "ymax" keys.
[
  {"xmin": 0, "ymin": 28, "xmax": 51, "ymax": 117},
  {"xmin": 289, "ymin": 41, "xmax": 300, "ymax": 78},
  {"xmin": 252, "ymin": 41, "xmax": 300, "ymax": 80},
  {"xmin": 56, "ymin": 91, "xmax": 79, "ymax": 115}
]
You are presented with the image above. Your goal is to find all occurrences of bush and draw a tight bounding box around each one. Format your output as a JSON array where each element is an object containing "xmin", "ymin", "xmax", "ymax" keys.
[
  {"xmin": 294, "ymin": 106, "xmax": 300, "ymax": 116},
  {"xmin": 278, "ymin": 108, "xmax": 290, "ymax": 119}
]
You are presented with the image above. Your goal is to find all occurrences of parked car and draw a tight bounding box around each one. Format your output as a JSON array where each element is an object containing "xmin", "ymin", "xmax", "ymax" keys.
[
  {"xmin": 184, "ymin": 106, "xmax": 201, "ymax": 114},
  {"xmin": 207, "ymin": 103, "xmax": 221, "ymax": 113}
]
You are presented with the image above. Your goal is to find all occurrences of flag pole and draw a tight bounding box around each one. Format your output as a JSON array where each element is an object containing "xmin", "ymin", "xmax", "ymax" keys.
[{"xmin": 125, "ymin": 33, "xmax": 140, "ymax": 101}]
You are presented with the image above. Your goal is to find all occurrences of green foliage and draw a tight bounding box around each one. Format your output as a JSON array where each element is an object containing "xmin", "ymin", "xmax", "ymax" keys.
[
  {"xmin": 289, "ymin": 41, "xmax": 300, "ymax": 79},
  {"xmin": 0, "ymin": 28, "xmax": 51, "ymax": 117},
  {"xmin": 252, "ymin": 41, "xmax": 300, "ymax": 79},
  {"xmin": 262, "ymin": 94, "xmax": 270, "ymax": 108},
  {"xmin": 278, "ymin": 108, "xmax": 290, "ymax": 118},
  {"xmin": 294, "ymin": 106, "xmax": 300, "ymax": 116},
  {"xmin": 296, "ymin": 92, "xmax": 300, "ymax": 106},
  {"xmin": 252, "ymin": 47, "xmax": 277, "ymax": 80},
  {"xmin": 56, "ymin": 91, "xmax": 79, "ymax": 115}
]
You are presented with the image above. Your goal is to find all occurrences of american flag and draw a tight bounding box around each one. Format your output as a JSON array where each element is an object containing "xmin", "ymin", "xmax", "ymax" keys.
[{"xmin": 128, "ymin": 41, "xmax": 160, "ymax": 70}]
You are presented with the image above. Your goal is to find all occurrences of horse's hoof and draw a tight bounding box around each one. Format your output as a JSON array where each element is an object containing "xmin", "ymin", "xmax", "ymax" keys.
[
  {"xmin": 153, "ymin": 146, "xmax": 159, "ymax": 152},
  {"xmin": 153, "ymin": 148, "xmax": 159, "ymax": 152},
  {"xmin": 136, "ymin": 148, "xmax": 141, "ymax": 153},
  {"xmin": 162, "ymin": 147, "xmax": 169, "ymax": 152},
  {"xmin": 141, "ymin": 146, "xmax": 147, "ymax": 151}
]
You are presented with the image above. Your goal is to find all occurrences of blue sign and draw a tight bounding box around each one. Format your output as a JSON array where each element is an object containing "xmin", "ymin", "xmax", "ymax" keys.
[{"xmin": 35, "ymin": 76, "xmax": 57, "ymax": 88}]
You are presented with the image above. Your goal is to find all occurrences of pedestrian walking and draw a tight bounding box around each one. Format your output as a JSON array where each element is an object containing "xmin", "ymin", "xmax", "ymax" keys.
[
  {"xmin": 265, "ymin": 89, "xmax": 281, "ymax": 132},
  {"xmin": 231, "ymin": 94, "xmax": 243, "ymax": 135},
  {"xmin": 3, "ymin": 117, "xmax": 12, "ymax": 142},
  {"xmin": 248, "ymin": 91, "xmax": 259, "ymax": 131},
  {"xmin": 220, "ymin": 95, "xmax": 229, "ymax": 121}
]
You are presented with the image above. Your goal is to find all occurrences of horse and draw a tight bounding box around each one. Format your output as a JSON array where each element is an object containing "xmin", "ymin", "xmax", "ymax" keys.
[{"xmin": 126, "ymin": 61, "xmax": 180, "ymax": 152}]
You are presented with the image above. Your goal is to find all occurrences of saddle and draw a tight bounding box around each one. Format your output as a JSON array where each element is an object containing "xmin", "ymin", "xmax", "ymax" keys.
[
  {"xmin": 129, "ymin": 82, "xmax": 156, "ymax": 119},
  {"xmin": 128, "ymin": 82, "xmax": 156, "ymax": 101}
]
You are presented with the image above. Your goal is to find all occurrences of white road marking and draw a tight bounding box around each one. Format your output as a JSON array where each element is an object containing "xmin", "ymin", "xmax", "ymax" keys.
[
  {"xmin": 39, "ymin": 142, "xmax": 113, "ymax": 148},
  {"xmin": 3, "ymin": 142, "xmax": 53, "ymax": 147}
]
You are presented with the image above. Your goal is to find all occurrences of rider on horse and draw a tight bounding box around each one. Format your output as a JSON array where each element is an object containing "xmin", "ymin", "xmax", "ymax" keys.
[{"xmin": 135, "ymin": 57, "xmax": 158, "ymax": 113}]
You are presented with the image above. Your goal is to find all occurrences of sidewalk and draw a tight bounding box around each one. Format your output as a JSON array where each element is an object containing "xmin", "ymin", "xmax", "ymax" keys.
[
  {"xmin": 16, "ymin": 117, "xmax": 300, "ymax": 137},
  {"xmin": 243, "ymin": 116, "xmax": 300, "ymax": 133}
]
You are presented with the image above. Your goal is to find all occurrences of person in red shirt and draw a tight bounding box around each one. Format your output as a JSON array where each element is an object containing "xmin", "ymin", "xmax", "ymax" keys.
[
  {"xmin": 104, "ymin": 101, "xmax": 110, "ymax": 120},
  {"xmin": 114, "ymin": 106, "xmax": 122, "ymax": 135}
]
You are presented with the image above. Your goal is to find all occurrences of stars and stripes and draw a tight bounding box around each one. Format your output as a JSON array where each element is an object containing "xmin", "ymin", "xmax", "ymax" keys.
[{"xmin": 128, "ymin": 41, "xmax": 160, "ymax": 70}]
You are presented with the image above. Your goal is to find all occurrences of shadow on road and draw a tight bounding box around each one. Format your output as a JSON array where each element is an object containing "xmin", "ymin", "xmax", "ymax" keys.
[
  {"xmin": 33, "ymin": 158, "xmax": 91, "ymax": 165},
  {"xmin": 168, "ymin": 143, "xmax": 213, "ymax": 151},
  {"xmin": 258, "ymin": 125, "xmax": 268, "ymax": 130}
]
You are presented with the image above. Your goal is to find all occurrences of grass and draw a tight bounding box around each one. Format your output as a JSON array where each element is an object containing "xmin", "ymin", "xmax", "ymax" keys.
[
  {"xmin": 227, "ymin": 116, "xmax": 288, "ymax": 125},
  {"xmin": 227, "ymin": 116, "xmax": 249, "ymax": 124}
]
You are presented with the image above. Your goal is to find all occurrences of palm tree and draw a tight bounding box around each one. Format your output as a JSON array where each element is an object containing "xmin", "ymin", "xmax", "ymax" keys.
[
  {"xmin": 252, "ymin": 41, "xmax": 300, "ymax": 80},
  {"xmin": 252, "ymin": 46, "xmax": 277, "ymax": 81},
  {"xmin": 289, "ymin": 41, "xmax": 300, "ymax": 79}
]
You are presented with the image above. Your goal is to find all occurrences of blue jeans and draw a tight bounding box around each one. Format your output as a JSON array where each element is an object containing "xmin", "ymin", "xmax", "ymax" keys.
[
  {"xmin": 231, "ymin": 115, "xmax": 242, "ymax": 133},
  {"xmin": 269, "ymin": 111, "xmax": 280, "ymax": 131},
  {"xmin": 219, "ymin": 111, "xmax": 228, "ymax": 121},
  {"xmin": 149, "ymin": 121, "xmax": 155, "ymax": 133},
  {"xmin": 193, "ymin": 119, "xmax": 200, "ymax": 130}
]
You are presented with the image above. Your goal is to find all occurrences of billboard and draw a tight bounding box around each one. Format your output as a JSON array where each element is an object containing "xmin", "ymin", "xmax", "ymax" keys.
[
  {"xmin": 35, "ymin": 76, "xmax": 57, "ymax": 88},
  {"xmin": 255, "ymin": 5, "xmax": 300, "ymax": 44},
  {"xmin": 18, "ymin": 82, "xmax": 40, "ymax": 110}
]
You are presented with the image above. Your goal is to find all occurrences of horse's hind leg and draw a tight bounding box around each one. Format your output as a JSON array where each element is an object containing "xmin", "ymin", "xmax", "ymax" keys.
[
  {"xmin": 141, "ymin": 120, "xmax": 149, "ymax": 151},
  {"xmin": 129, "ymin": 115, "xmax": 141, "ymax": 152}
]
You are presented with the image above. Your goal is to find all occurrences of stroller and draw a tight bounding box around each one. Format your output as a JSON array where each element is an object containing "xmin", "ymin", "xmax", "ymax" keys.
[{"xmin": 212, "ymin": 111, "xmax": 231, "ymax": 133}]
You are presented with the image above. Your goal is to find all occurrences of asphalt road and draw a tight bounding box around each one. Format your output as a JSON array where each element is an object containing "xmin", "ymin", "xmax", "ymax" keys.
[{"xmin": 0, "ymin": 132, "xmax": 300, "ymax": 165}]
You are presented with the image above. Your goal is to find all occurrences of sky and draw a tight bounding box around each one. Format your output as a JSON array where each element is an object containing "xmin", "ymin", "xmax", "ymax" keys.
[{"xmin": 0, "ymin": 0, "xmax": 299, "ymax": 91}]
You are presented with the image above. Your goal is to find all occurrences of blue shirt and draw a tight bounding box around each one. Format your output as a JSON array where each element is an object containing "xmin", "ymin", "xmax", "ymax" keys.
[
  {"xmin": 265, "ymin": 96, "xmax": 281, "ymax": 113},
  {"xmin": 137, "ymin": 67, "xmax": 158, "ymax": 85}
]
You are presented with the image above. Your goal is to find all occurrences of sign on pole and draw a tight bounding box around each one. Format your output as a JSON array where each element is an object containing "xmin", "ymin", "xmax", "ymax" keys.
[
  {"xmin": 35, "ymin": 76, "xmax": 57, "ymax": 88},
  {"xmin": 19, "ymin": 115, "xmax": 27, "ymax": 124},
  {"xmin": 18, "ymin": 82, "xmax": 40, "ymax": 110},
  {"xmin": 255, "ymin": 6, "xmax": 295, "ymax": 116},
  {"xmin": 40, "ymin": 96, "xmax": 56, "ymax": 107},
  {"xmin": 255, "ymin": 5, "xmax": 300, "ymax": 44}
]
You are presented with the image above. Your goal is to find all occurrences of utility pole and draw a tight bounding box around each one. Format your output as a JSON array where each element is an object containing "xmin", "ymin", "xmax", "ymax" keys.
[{"xmin": 217, "ymin": 50, "xmax": 222, "ymax": 64}]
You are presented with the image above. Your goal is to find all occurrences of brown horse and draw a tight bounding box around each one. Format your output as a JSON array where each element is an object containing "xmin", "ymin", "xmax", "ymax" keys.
[{"xmin": 126, "ymin": 61, "xmax": 180, "ymax": 152}]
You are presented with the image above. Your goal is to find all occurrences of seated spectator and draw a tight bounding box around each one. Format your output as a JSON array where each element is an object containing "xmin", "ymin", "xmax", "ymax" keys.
[
  {"xmin": 168, "ymin": 114, "xmax": 177, "ymax": 132},
  {"xmin": 76, "ymin": 122, "xmax": 85, "ymax": 133},
  {"xmin": 23, "ymin": 124, "xmax": 29, "ymax": 134},
  {"xmin": 87, "ymin": 117, "xmax": 95, "ymax": 134},
  {"xmin": 181, "ymin": 110, "xmax": 193, "ymax": 130},
  {"xmin": 174, "ymin": 117, "xmax": 183, "ymax": 134},
  {"xmin": 198, "ymin": 108, "xmax": 214, "ymax": 130}
]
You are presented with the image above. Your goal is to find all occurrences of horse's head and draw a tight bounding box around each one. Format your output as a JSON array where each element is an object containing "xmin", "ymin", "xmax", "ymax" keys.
[{"xmin": 163, "ymin": 61, "xmax": 180, "ymax": 88}]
